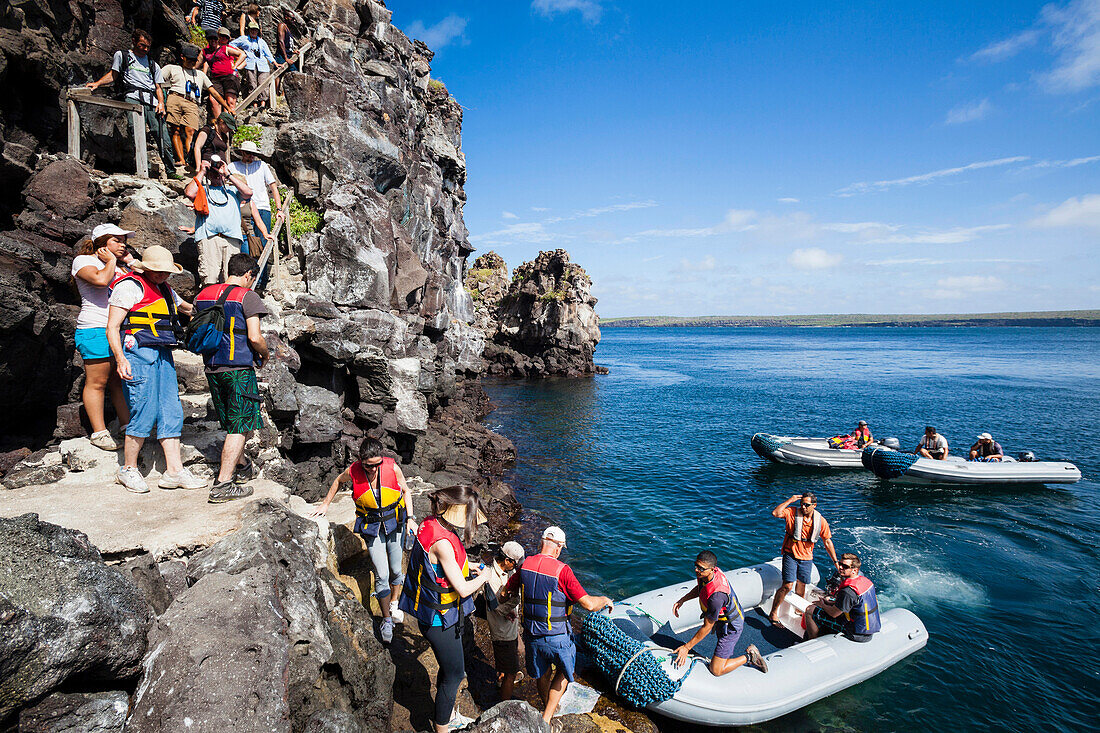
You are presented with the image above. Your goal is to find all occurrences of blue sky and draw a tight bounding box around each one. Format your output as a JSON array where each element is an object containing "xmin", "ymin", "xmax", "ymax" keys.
[{"xmin": 389, "ymin": 0, "xmax": 1100, "ymax": 317}]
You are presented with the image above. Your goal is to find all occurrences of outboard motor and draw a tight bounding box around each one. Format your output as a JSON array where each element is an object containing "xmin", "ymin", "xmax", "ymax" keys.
[
  {"xmin": 882, "ymin": 437, "xmax": 901, "ymax": 450},
  {"xmin": 1017, "ymin": 451, "xmax": 1037, "ymax": 462}
]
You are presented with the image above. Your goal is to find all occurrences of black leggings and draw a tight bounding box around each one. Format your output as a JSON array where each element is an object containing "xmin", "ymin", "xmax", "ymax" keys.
[{"xmin": 420, "ymin": 621, "xmax": 466, "ymax": 726}]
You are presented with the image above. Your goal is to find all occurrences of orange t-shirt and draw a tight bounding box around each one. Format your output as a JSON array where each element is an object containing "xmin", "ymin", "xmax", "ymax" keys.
[{"xmin": 781, "ymin": 506, "xmax": 831, "ymax": 561}]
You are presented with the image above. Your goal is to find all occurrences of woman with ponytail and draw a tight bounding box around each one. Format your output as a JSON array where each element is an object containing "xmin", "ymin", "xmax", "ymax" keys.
[{"xmin": 398, "ymin": 485, "xmax": 491, "ymax": 731}]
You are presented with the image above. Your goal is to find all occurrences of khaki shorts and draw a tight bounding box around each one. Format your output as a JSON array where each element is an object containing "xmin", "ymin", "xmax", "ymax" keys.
[
  {"xmin": 166, "ymin": 95, "xmax": 200, "ymax": 129},
  {"xmin": 199, "ymin": 234, "xmax": 244, "ymax": 285}
]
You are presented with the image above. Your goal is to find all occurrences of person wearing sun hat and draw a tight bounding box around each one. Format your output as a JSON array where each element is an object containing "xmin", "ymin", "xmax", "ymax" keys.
[
  {"xmin": 230, "ymin": 139, "xmax": 283, "ymax": 267},
  {"xmin": 398, "ymin": 485, "xmax": 491, "ymax": 732},
  {"xmin": 231, "ymin": 19, "xmax": 280, "ymax": 104},
  {"xmin": 969, "ymin": 432, "xmax": 1004, "ymax": 461},
  {"xmin": 106, "ymin": 245, "xmax": 206, "ymax": 494},
  {"xmin": 72, "ymin": 224, "xmax": 137, "ymax": 451}
]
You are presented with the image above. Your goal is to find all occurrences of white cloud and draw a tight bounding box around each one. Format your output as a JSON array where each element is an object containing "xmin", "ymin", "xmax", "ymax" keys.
[
  {"xmin": 676, "ymin": 255, "xmax": 717, "ymax": 272},
  {"xmin": 406, "ymin": 14, "xmax": 468, "ymax": 50},
  {"xmin": 470, "ymin": 222, "xmax": 564, "ymax": 246},
  {"xmin": 945, "ymin": 98, "xmax": 993, "ymax": 124},
  {"xmin": 543, "ymin": 200, "xmax": 656, "ymax": 224},
  {"xmin": 788, "ymin": 248, "xmax": 843, "ymax": 270},
  {"xmin": 778, "ymin": 197, "xmax": 800, "ymax": 203},
  {"xmin": 1024, "ymin": 154, "xmax": 1100, "ymax": 169},
  {"xmin": 531, "ymin": 206, "xmax": 549, "ymax": 212},
  {"xmin": 836, "ymin": 156, "xmax": 1029, "ymax": 196},
  {"xmin": 632, "ymin": 209, "xmax": 757, "ymax": 239},
  {"xmin": 970, "ymin": 29, "xmax": 1041, "ymax": 62},
  {"xmin": 1029, "ymin": 193, "xmax": 1100, "ymax": 227},
  {"xmin": 532, "ymin": 0, "xmax": 602, "ymax": 23},
  {"xmin": 1040, "ymin": 0, "xmax": 1100, "ymax": 92},
  {"xmin": 501, "ymin": 211, "xmax": 518, "ymax": 219},
  {"xmin": 932, "ymin": 275, "xmax": 1006, "ymax": 299},
  {"xmin": 867, "ymin": 257, "xmax": 1037, "ymax": 266},
  {"xmin": 863, "ymin": 224, "xmax": 1010, "ymax": 245}
]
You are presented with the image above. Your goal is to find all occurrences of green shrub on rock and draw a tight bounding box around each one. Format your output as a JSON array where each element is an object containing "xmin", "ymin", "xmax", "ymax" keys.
[
  {"xmin": 233, "ymin": 124, "xmax": 262, "ymax": 145},
  {"xmin": 288, "ymin": 199, "xmax": 321, "ymax": 238}
]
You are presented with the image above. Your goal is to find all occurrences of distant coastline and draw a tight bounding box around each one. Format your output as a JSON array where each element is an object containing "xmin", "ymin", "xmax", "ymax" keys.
[{"xmin": 601, "ymin": 310, "xmax": 1100, "ymax": 328}]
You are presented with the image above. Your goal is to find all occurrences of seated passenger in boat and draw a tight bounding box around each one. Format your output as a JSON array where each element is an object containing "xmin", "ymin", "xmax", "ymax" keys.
[
  {"xmin": 827, "ymin": 420, "xmax": 873, "ymax": 450},
  {"xmin": 670, "ymin": 551, "xmax": 769, "ymax": 676},
  {"xmin": 804, "ymin": 552, "xmax": 881, "ymax": 643},
  {"xmin": 916, "ymin": 426, "xmax": 948, "ymax": 460},
  {"xmin": 969, "ymin": 433, "xmax": 1003, "ymax": 461}
]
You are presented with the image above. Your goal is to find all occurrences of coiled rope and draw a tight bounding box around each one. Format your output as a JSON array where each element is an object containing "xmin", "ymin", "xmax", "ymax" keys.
[
  {"xmin": 751, "ymin": 433, "xmax": 786, "ymax": 459},
  {"xmin": 862, "ymin": 446, "xmax": 919, "ymax": 478},
  {"xmin": 580, "ymin": 611, "xmax": 696, "ymax": 708}
]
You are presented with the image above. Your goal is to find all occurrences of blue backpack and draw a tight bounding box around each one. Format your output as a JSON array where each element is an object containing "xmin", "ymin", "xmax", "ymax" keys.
[{"xmin": 184, "ymin": 286, "xmax": 239, "ymax": 355}]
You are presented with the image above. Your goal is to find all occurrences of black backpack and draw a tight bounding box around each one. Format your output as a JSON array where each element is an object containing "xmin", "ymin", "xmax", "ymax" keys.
[
  {"xmin": 113, "ymin": 50, "xmax": 161, "ymax": 102},
  {"xmin": 184, "ymin": 285, "xmax": 240, "ymax": 355}
]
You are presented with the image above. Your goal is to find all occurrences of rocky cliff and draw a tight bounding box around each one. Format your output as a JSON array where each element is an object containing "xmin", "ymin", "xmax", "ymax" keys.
[
  {"xmin": 468, "ymin": 249, "xmax": 603, "ymax": 378},
  {"xmin": 0, "ymin": 0, "xmax": 520, "ymax": 529}
]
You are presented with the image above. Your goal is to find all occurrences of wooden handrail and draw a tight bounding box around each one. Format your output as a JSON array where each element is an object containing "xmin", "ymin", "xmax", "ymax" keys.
[
  {"xmin": 251, "ymin": 191, "xmax": 294, "ymax": 291},
  {"xmin": 237, "ymin": 40, "xmax": 313, "ymax": 119},
  {"xmin": 67, "ymin": 88, "xmax": 150, "ymax": 177}
]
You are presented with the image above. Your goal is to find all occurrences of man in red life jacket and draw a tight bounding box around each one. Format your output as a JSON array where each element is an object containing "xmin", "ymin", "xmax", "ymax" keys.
[
  {"xmin": 500, "ymin": 526, "xmax": 613, "ymax": 725},
  {"xmin": 671, "ymin": 551, "xmax": 769, "ymax": 676},
  {"xmin": 193, "ymin": 253, "xmax": 270, "ymax": 503},
  {"xmin": 768, "ymin": 491, "xmax": 840, "ymax": 627},
  {"xmin": 804, "ymin": 552, "xmax": 881, "ymax": 642},
  {"xmin": 852, "ymin": 420, "xmax": 873, "ymax": 447}
]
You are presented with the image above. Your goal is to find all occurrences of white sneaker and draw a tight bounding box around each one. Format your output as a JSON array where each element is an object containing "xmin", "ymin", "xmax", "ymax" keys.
[
  {"xmin": 389, "ymin": 601, "xmax": 404, "ymax": 623},
  {"xmin": 159, "ymin": 467, "xmax": 209, "ymax": 490},
  {"xmin": 447, "ymin": 711, "xmax": 475, "ymax": 730},
  {"xmin": 89, "ymin": 430, "xmax": 118, "ymax": 451},
  {"xmin": 116, "ymin": 466, "xmax": 149, "ymax": 494}
]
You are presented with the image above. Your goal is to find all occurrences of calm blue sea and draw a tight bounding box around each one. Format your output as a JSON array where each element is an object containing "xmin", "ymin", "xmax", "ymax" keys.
[{"xmin": 483, "ymin": 327, "xmax": 1100, "ymax": 732}]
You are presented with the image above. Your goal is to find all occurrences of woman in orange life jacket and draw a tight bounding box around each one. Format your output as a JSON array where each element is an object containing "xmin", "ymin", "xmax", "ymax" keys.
[
  {"xmin": 397, "ymin": 485, "xmax": 491, "ymax": 733},
  {"xmin": 804, "ymin": 552, "xmax": 881, "ymax": 642},
  {"xmin": 671, "ymin": 550, "xmax": 769, "ymax": 676},
  {"xmin": 313, "ymin": 437, "xmax": 416, "ymax": 644}
]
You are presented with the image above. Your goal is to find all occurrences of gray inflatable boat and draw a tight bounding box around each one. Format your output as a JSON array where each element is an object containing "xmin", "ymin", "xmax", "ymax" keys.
[
  {"xmin": 608, "ymin": 558, "xmax": 927, "ymax": 727},
  {"xmin": 751, "ymin": 433, "xmax": 870, "ymax": 469},
  {"xmin": 862, "ymin": 445, "xmax": 1082, "ymax": 485}
]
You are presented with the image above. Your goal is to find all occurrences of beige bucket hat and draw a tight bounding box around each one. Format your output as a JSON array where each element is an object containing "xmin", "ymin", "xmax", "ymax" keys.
[{"xmin": 131, "ymin": 245, "xmax": 183, "ymax": 274}]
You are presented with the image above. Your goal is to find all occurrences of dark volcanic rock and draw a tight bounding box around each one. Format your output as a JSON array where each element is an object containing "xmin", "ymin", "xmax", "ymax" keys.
[
  {"xmin": 128, "ymin": 500, "xmax": 394, "ymax": 732},
  {"xmin": 119, "ymin": 553, "xmax": 173, "ymax": 615},
  {"xmin": 0, "ymin": 514, "xmax": 152, "ymax": 719},
  {"xmin": 17, "ymin": 690, "xmax": 129, "ymax": 733}
]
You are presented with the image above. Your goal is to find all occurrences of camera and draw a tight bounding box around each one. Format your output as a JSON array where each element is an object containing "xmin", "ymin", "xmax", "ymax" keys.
[{"xmin": 209, "ymin": 154, "xmax": 222, "ymax": 165}]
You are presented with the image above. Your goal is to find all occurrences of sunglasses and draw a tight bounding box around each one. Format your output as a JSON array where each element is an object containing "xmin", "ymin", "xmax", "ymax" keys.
[
  {"xmin": 800, "ymin": 503, "xmax": 815, "ymax": 508},
  {"xmin": 839, "ymin": 563, "xmax": 856, "ymax": 570},
  {"xmin": 693, "ymin": 564, "xmax": 709, "ymax": 572},
  {"xmin": 363, "ymin": 460, "xmax": 382, "ymax": 468}
]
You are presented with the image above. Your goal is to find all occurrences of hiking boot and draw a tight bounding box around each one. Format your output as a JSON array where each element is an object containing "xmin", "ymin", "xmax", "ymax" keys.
[
  {"xmin": 234, "ymin": 457, "xmax": 255, "ymax": 485},
  {"xmin": 116, "ymin": 466, "xmax": 149, "ymax": 494},
  {"xmin": 745, "ymin": 644, "xmax": 768, "ymax": 673},
  {"xmin": 208, "ymin": 481, "xmax": 255, "ymax": 504},
  {"xmin": 389, "ymin": 600, "xmax": 404, "ymax": 623},
  {"xmin": 89, "ymin": 430, "xmax": 119, "ymax": 451},
  {"xmin": 380, "ymin": 617, "xmax": 394, "ymax": 643},
  {"xmin": 159, "ymin": 467, "xmax": 209, "ymax": 490}
]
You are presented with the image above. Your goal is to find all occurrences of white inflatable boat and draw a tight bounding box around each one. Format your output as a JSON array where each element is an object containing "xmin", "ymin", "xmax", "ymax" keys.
[
  {"xmin": 862, "ymin": 445, "xmax": 1082, "ymax": 486},
  {"xmin": 607, "ymin": 559, "xmax": 927, "ymax": 727},
  {"xmin": 751, "ymin": 433, "xmax": 869, "ymax": 469}
]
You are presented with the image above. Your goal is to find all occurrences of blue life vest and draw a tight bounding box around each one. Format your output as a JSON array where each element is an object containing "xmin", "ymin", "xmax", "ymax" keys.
[
  {"xmin": 194, "ymin": 284, "xmax": 252, "ymax": 367},
  {"xmin": 839, "ymin": 574, "xmax": 881, "ymax": 636},
  {"xmin": 519, "ymin": 554, "xmax": 574, "ymax": 638},
  {"xmin": 398, "ymin": 517, "xmax": 473, "ymax": 629},
  {"xmin": 698, "ymin": 567, "xmax": 743, "ymax": 628}
]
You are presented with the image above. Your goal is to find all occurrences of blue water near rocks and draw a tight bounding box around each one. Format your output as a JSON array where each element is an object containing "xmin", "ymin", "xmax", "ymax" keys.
[{"xmin": 483, "ymin": 327, "xmax": 1100, "ymax": 732}]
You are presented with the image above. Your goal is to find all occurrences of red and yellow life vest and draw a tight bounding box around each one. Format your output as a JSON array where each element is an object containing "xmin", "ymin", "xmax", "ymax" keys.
[
  {"xmin": 111, "ymin": 272, "xmax": 180, "ymax": 348},
  {"xmin": 349, "ymin": 457, "xmax": 406, "ymax": 537},
  {"xmin": 520, "ymin": 554, "xmax": 574, "ymax": 638},
  {"xmin": 698, "ymin": 567, "xmax": 743, "ymax": 624},
  {"xmin": 838, "ymin": 574, "xmax": 881, "ymax": 635},
  {"xmin": 194, "ymin": 283, "xmax": 252, "ymax": 368}
]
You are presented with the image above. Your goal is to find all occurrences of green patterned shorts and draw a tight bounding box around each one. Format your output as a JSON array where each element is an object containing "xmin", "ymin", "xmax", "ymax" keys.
[{"xmin": 206, "ymin": 368, "xmax": 265, "ymax": 434}]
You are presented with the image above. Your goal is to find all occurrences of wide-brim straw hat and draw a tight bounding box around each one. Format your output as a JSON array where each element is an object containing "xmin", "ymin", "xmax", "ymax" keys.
[
  {"xmin": 131, "ymin": 245, "xmax": 183, "ymax": 274},
  {"xmin": 441, "ymin": 503, "xmax": 488, "ymax": 528},
  {"xmin": 238, "ymin": 140, "xmax": 260, "ymax": 155}
]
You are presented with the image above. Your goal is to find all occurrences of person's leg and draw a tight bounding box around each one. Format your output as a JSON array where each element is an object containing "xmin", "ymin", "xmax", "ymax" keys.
[
  {"xmin": 709, "ymin": 653, "xmax": 749, "ymax": 676},
  {"xmin": 121, "ymin": 344, "xmax": 156, "ymax": 466},
  {"xmin": 123, "ymin": 435, "xmax": 146, "ymax": 468},
  {"xmin": 918, "ymin": 448, "xmax": 932, "ymax": 458},
  {"xmin": 386, "ymin": 527, "xmax": 406, "ymax": 613},
  {"xmin": 199, "ymin": 237, "xmax": 220, "ymax": 285},
  {"xmin": 542, "ymin": 670, "xmax": 569, "ymax": 723},
  {"xmin": 107, "ymin": 358, "xmax": 130, "ymax": 428},
  {"xmin": 495, "ymin": 639, "xmax": 519, "ymax": 699},
  {"xmin": 795, "ymin": 558, "xmax": 813, "ymax": 598},
  {"xmin": 154, "ymin": 349, "xmax": 185, "ymax": 474},
  {"xmin": 82, "ymin": 358, "xmax": 112, "ymax": 433},
  {"xmin": 170, "ymin": 125, "xmax": 185, "ymax": 170},
  {"xmin": 420, "ymin": 622, "xmax": 466, "ymax": 732},
  {"xmin": 143, "ymin": 103, "xmax": 175, "ymax": 168},
  {"xmin": 218, "ymin": 433, "xmax": 246, "ymax": 483},
  {"xmin": 366, "ymin": 531, "xmax": 392, "ymax": 619},
  {"xmin": 770, "ymin": 555, "xmax": 797, "ymax": 623},
  {"xmin": 257, "ymin": 70, "xmax": 270, "ymax": 102},
  {"xmin": 804, "ymin": 607, "xmax": 822, "ymax": 639},
  {"xmin": 536, "ymin": 669, "xmax": 553, "ymax": 706}
]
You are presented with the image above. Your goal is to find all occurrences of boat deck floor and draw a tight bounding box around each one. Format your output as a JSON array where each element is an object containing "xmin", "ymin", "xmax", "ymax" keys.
[{"xmin": 638, "ymin": 608, "xmax": 801, "ymax": 659}]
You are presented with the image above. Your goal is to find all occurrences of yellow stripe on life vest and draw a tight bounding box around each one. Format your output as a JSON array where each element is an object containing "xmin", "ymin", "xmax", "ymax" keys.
[
  {"xmin": 228, "ymin": 316, "xmax": 235, "ymax": 361},
  {"xmin": 546, "ymin": 591, "xmax": 553, "ymax": 631},
  {"xmin": 864, "ymin": 602, "xmax": 869, "ymax": 630},
  {"xmin": 414, "ymin": 566, "xmax": 423, "ymax": 610}
]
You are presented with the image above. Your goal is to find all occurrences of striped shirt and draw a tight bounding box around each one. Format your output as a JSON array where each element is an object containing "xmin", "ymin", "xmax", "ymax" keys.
[{"xmin": 193, "ymin": 0, "xmax": 225, "ymax": 31}]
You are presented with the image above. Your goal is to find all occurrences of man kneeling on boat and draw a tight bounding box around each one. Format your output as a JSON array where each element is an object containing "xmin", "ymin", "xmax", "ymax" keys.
[
  {"xmin": 671, "ymin": 551, "xmax": 769, "ymax": 676},
  {"xmin": 804, "ymin": 552, "xmax": 881, "ymax": 642}
]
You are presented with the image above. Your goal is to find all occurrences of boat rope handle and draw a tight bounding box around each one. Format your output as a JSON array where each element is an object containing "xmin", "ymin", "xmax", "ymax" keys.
[
  {"xmin": 614, "ymin": 647, "xmax": 657, "ymax": 695},
  {"xmin": 617, "ymin": 600, "xmax": 663, "ymax": 625},
  {"xmin": 614, "ymin": 644, "xmax": 702, "ymax": 696}
]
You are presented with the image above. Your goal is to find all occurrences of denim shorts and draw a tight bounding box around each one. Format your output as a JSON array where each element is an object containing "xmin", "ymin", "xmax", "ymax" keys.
[
  {"xmin": 123, "ymin": 344, "xmax": 184, "ymax": 439},
  {"xmin": 713, "ymin": 620, "xmax": 744, "ymax": 659},
  {"xmin": 524, "ymin": 633, "xmax": 577, "ymax": 682},
  {"xmin": 75, "ymin": 328, "xmax": 111, "ymax": 360},
  {"xmin": 782, "ymin": 553, "xmax": 814, "ymax": 584}
]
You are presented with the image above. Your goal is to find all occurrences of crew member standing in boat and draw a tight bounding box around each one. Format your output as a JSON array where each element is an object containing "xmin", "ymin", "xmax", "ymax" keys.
[
  {"xmin": 671, "ymin": 550, "xmax": 769, "ymax": 676},
  {"xmin": 804, "ymin": 552, "xmax": 881, "ymax": 642},
  {"xmin": 767, "ymin": 492, "xmax": 840, "ymax": 627}
]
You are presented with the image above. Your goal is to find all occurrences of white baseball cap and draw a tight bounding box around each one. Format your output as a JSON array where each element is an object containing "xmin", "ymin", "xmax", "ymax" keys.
[
  {"xmin": 978, "ymin": 432, "xmax": 993, "ymax": 440},
  {"xmin": 90, "ymin": 223, "xmax": 134, "ymax": 242},
  {"xmin": 542, "ymin": 526, "xmax": 566, "ymax": 547},
  {"xmin": 501, "ymin": 541, "xmax": 525, "ymax": 563}
]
